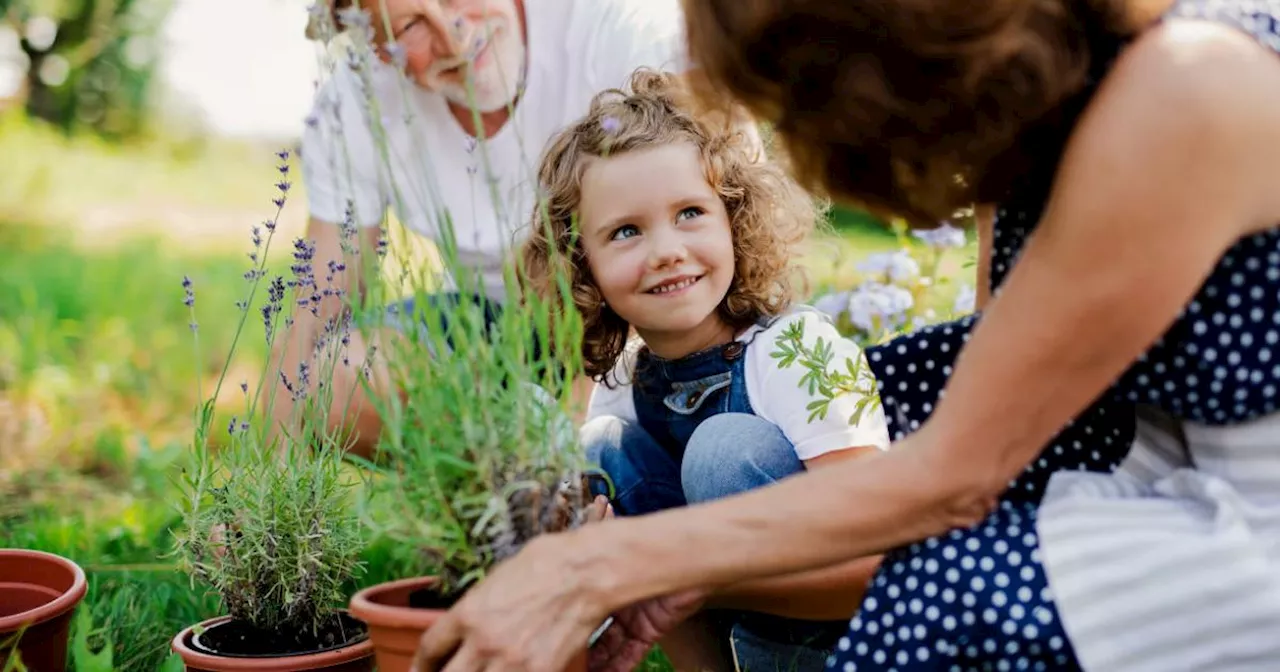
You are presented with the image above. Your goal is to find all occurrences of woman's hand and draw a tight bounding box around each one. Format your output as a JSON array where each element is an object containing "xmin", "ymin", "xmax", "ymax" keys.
[{"xmin": 411, "ymin": 496, "xmax": 618, "ymax": 672}]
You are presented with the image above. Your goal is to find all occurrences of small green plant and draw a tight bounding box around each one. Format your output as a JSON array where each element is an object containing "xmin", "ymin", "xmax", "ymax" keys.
[
  {"xmin": 170, "ymin": 152, "xmax": 366, "ymax": 642},
  {"xmin": 355, "ymin": 196, "xmax": 596, "ymax": 599}
]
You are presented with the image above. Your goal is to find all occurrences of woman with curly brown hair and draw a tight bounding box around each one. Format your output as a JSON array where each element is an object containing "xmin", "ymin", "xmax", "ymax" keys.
[
  {"xmin": 520, "ymin": 68, "xmax": 890, "ymax": 671},
  {"xmin": 413, "ymin": 0, "xmax": 1280, "ymax": 670}
]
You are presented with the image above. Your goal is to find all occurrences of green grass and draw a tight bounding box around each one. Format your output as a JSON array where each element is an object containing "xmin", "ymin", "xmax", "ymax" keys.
[{"xmin": 0, "ymin": 115, "xmax": 976, "ymax": 670}]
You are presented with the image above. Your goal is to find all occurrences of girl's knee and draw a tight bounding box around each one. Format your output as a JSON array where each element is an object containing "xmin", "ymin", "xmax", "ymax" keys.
[{"xmin": 682, "ymin": 413, "xmax": 803, "ymax": 504}]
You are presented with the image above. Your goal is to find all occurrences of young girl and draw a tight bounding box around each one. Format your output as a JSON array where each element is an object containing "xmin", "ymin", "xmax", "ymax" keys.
[{"xmin": 519, "ymin": 69, "xmax": 891, "ymax": 671}]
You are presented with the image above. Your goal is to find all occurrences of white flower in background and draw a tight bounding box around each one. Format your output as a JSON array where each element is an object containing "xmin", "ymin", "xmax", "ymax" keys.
[
  {"xmin": 846, "ymin": 282, "xmax": 914, "ymax": 333},
  {"xmin": 912, "ymin": 222, "xmax": 967, "ymax": 249},
  {"xmin": 811, "ymin": 290, "xmax": 853, "ymax": 321},
  {"xmin": 856, "ymin": 250, "xmax": 919, "ymax": 283},
  {"xmin": 954, "ymin": 284, "xmax": 977, "ymax": 314}
]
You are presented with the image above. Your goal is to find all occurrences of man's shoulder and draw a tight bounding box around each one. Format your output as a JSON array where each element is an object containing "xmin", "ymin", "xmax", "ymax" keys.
[
  {"xmin": 552, "ymin": 0, "xmax": 685, "ymax": 58},
  {"xmin": 556, "ymin": 0, "xmax": 681, "ymax": 28}
]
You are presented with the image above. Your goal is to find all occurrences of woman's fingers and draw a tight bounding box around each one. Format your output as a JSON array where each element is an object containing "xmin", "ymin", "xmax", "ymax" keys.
[{"xmin": 411, "ymin": 612, "xmax": 465, "ymax": 672}]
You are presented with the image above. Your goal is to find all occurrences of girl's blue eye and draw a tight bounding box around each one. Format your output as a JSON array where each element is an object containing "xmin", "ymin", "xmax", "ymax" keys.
[
  {"xmin": 610, "ymin": 224, "xmax": 639, "ymax": 241},
  {"xmin": 677, "ymin": 206, "xmax": 704, "ymax": 221}
]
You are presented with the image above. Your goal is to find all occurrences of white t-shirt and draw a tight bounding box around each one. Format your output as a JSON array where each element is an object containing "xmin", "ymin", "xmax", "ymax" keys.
[
  {"xmin": 586, "ymin": 309, "xmax": 892, "ymax": 460},
  {"xmin": 300, "ymin": 0, "xmax": 688, "ymax": 300}
]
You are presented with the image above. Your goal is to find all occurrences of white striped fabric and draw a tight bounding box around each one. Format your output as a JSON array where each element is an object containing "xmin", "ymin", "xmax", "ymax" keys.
[{"xmin": 1037, "ymin": 409, "xmax": 1280, "ymax": 672}]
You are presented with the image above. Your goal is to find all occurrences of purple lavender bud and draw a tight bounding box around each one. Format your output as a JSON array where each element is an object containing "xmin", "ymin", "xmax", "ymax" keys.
[
  {"xmin": 277, "ymin": 149, "xmax": 290, "ymax": 162},
  {"xmin": 265, "ymin": 219, "xmax": 277, "ymax": 232},
  {"xmin": 276, "ymin": 181, "xmax": 292, "ymax": 193},
  {"xmin": 228, "ymin": 417, "xmax": 237, "ymax": 435},
  {"xmin": 387, "ymin": 43, "xmax": 407, "ymax": 69},
  {"xmin": 182, "ymin": 276, "xmax": 195, "ymax": 307},
  {"xmin": 240, "ymin": 381, "xmax": 249, "ymax": 394},
  {"xmin": 601, "ymin": 116, "xmax": 621, "ymax": 134}
]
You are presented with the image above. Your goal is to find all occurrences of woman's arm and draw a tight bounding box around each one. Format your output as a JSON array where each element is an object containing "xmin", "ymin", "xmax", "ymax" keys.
[
  {"xmin": 413, "ymin": 23, "xmax": 1280, "ymax": 671},
  {"xmin": 570, "ymin": 17, "xmax": 1280, "ymax": 612},
  {"xmin": 703, "ymin": 447, "xmax": 882, "ymax": 620}
]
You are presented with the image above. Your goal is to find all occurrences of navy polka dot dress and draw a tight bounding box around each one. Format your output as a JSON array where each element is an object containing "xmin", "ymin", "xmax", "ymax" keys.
[{"xmin": 828, "ymin": 2, "xmax": 1280, "ymax": 670}]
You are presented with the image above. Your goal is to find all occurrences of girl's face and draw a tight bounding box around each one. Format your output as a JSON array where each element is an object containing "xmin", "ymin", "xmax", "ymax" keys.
[{"xmin": 579, "ymin": 142, "xmax": 735, "ymax": 356}]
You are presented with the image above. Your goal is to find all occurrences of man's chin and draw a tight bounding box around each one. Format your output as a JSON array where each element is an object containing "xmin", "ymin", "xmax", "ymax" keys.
[{"xmin": 442, "ymin": 88, "xmax": 518, "ymax": 114}]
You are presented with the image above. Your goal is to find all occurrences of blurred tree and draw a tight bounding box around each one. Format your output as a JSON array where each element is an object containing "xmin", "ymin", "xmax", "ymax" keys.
[{"xmin": 4, "ymin": 0, "xmax": 172, "ymax": 139}]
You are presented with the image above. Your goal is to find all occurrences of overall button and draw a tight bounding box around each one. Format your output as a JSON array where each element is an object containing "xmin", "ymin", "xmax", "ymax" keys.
[
  {"xmin": 722, "ymin": 342, "xmax": 745, "ymax": 361},
  {"xmin": 686, "ymin": 390, "xmax": 703, "ymax": 408}
]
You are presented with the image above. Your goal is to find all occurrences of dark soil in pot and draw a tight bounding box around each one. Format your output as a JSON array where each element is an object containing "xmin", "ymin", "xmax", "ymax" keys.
[
  {"xmin": 190, "ymin": 612, "xmax": 368, "ymax": 657},
  {"xmin": 406, "ymin": 586, "xmax": 463, "ymax": 611}
]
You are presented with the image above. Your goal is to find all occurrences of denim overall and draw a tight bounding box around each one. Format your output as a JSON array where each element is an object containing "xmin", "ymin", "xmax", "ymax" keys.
[{"xmin": 584, "ymin": 327, "xmax": 846, "ymax": 671}]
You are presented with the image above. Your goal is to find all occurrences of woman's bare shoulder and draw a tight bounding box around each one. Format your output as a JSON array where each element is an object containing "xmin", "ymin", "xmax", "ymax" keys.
[{"xmin": 1061, "ymin": 17, "xmax": 1280, "ymax": 234}]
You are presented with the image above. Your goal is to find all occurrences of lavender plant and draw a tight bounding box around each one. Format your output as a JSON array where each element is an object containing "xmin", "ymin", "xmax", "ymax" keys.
[
  {"xmin": 304, "ymin": 3, "xmax": 598, "ymax": 599},
  {"xmin": 171, "ymin": 151, "xmax": 367, "ymax": 642}
]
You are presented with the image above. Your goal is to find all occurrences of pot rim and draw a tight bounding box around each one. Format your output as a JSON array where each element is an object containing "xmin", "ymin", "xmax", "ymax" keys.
[
  {"xmin": 171, "ymin": 612, "xmax": 373, "ymax": 670},
  {"xmin": 348, "ymin": 575, "xmax": 444, "ymax": 627},
  {"xmin": 0, "ymin": 548, "xmax": 88, "ymax": 632}
]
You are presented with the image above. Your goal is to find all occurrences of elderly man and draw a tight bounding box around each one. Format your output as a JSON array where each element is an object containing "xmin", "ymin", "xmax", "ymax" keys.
[{"xmin": 269, "ymin": 0, "xmax": 688, "ymax": 458}]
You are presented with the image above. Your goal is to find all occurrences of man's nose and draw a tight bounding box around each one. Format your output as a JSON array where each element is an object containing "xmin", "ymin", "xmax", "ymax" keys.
[{"xmin": 423, "ymin": 1, "xmax": 465, "ymax": 58}]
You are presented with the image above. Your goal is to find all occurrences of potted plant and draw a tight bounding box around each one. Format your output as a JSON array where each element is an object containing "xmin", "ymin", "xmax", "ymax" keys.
[
  {"xmin": 345, "ymin": 239, "xmax": 599, "ymax": 671},
  {"xmin": 169, "ymin": 153, "xmax": 374, "ymax": 671},
  {"xmin": 287, "ymin": 5, "xmax": 603, "ymax": 667},
  {"xmin": 0, "ymin": 548, "xmax": 88, "ymax": 671}
]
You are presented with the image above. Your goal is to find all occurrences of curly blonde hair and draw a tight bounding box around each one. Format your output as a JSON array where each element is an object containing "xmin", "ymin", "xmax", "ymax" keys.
[{"xmin": 520, "ymin": 68, "xmax": 819, "ymax": 380}]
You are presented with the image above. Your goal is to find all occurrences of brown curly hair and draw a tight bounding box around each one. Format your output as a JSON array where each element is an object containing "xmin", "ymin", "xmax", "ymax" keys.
[
  {"xmin": 680, "ymin": 0, "xmax": 1151, "ymax": 225},
  {"xmin": 519, "ymin": 68, "xmax": 818, "ymax": 380}
]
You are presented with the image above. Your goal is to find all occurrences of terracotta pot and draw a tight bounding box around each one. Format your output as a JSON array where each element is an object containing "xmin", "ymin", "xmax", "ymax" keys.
[
  {"xmin": 171, "ymin": 611, "xmax": 374, "ymax": 672},
  {"xmin": 349, "ymin": 576, "xmax": 587, "ymax": 672},
  {"xmin": 0, "ymin": 548, "xmax": 88, "ymax": 672}
]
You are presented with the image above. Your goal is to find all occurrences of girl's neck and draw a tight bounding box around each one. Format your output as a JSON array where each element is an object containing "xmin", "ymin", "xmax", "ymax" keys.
[{"xmin": 637, "ymin": 316, "xmax": 738, "ymax": 361}]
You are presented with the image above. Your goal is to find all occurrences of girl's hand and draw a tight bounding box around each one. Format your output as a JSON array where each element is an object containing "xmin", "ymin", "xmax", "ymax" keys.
[{"xmin": 588, "ymin": 589, "xmax": 708, "ymax": 672}]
